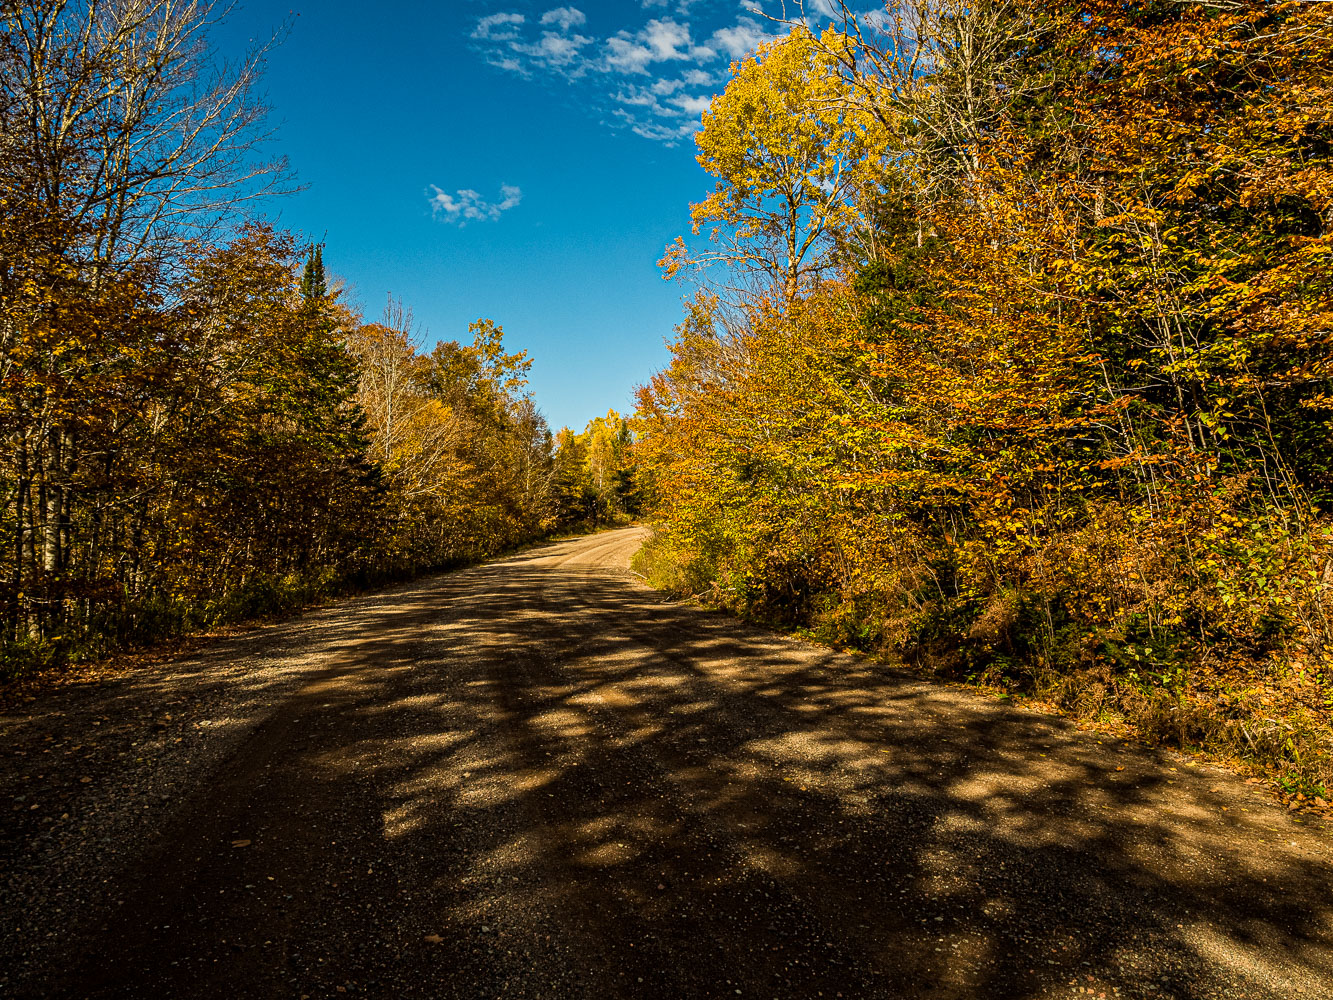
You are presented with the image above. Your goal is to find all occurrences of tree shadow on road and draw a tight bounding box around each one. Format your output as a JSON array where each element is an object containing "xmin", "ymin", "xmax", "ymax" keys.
[{"xmin": 35, "ymin": 532, "xmax": 1333, "ymax": 999}]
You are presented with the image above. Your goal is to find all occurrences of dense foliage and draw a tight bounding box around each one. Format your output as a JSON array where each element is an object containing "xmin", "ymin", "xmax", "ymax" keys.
[
  {"xmin": 551, "ymin": 410, "xmax": 642, "ymax": 528},
  {"xmin": 637, "ymin": 1, "xmax": 1333, "ymax": 791},
  {"xmin": 0, "ymin": 208, "xmax": 569, "ymax": 673},
  {"xmin": 0, "ymin": 1, "xmax": 610, "ymax": 675}
]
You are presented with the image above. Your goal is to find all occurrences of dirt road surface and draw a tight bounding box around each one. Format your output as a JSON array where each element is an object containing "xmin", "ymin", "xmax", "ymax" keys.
[{"xmin": 2, "ymin": 528, "xmax": 1331, "ymax": 999}]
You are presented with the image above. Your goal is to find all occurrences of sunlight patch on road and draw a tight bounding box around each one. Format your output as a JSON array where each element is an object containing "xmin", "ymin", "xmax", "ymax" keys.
[
  {"xmin": 743, "ymin": 730, "xmax": 878, "ymax": 767},
  {"xmin": 577, "ymin": 841, "xmax": 640, "ymax": 867},
  {"xmin": 530, "ymin": 708, "xmax": 594, "ymax": 739},
  {"xmin": 1185, "ymin": 921, "xmax": 1333, "ymax": 997}
]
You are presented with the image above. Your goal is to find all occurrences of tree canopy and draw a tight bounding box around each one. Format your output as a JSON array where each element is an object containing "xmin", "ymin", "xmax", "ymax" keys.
[{"xmin": 638, "ymin": 0, "xmax": 1333, "ymax": 792}]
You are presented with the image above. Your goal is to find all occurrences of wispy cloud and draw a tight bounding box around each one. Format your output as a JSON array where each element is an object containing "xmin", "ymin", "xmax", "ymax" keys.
[
  {"xmin": 710, "ymin": 17, "xmax": 769, "ymax": 59},
  {"xmin": 540, "ymin": 6, "xmax": 586, "ymax": 31},
  {"xmin": 471, "ymin": 4, "xmax": 783, "ymax": 144},
  {"xmin": 473, "ymin": 12, "xmax": 525, "ymax": 41},
  {"xmin": 604, "ymin": 18, "xmax": 715, "ymax": 74},
  {"xmin": 428, "ymin": 184, "xmax": 523, "ymax": 225},
  {"xmin": 640, "ymin": 0, "xmax": 707, "ymax": 14},
  {"xmin": 513, "ymin": 29, "xmax": 594, "ymax": 74}
]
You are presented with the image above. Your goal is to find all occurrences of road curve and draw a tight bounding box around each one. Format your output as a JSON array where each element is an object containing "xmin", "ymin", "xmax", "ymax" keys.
[{"xmin": 2, "ymin": 527, "xmax": 1331, "ymax": 999}]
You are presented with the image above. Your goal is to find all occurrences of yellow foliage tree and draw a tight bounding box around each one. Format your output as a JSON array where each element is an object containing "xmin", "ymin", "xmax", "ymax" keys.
[{"xmin": 661, "ymin": 26, "xmax": 885, "ymax": 302}]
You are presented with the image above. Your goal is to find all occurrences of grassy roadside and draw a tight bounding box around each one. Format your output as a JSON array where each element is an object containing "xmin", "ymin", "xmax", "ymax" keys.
[{"xmin": 631, "ymin": 531, "xmax": 1333, "ymax": 821}]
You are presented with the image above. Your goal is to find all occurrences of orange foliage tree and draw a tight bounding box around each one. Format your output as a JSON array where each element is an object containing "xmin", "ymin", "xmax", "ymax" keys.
[{"xmin": 637, "ymin": 0, "xmax": 1333, "ymax": 788}]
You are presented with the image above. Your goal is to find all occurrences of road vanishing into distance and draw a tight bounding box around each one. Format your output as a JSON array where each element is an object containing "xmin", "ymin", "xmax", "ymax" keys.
[{"xmin": 2, "ymin": 528, "xmax": 1331, "ymax": 999}]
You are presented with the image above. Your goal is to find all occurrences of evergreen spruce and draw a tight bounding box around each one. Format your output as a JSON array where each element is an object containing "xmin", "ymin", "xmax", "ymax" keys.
[{"xmin": 300, "ymin": 244, "xmax": 327, "ymax": 302}]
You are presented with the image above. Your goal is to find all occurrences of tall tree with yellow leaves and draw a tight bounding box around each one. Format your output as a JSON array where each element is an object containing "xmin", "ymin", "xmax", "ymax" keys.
[{"xmin": 661, "ymin": 26, "xmax": 885, "ymax": 303}]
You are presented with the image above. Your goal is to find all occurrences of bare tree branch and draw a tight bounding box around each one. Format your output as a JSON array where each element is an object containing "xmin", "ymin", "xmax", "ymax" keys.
[{"xmin": 0, "ymin": 0, "xmax": 296, "ymax": 277}]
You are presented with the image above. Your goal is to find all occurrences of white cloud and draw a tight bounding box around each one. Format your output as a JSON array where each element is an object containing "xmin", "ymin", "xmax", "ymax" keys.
[
  {"xmin": 617, "ymin": 111, "xmax": 697, "ymax": 142},
  {"xmin": 428, "ymin": 184, "xmax": 523, "ymax": 225},
  {"xmin": 469, "ymin": 4, "xmax": 785, "ymax": 143},
  {"xmin": 610, "ymin": 80, "xmax": 713, "ymax": 127},
  {"xmin": 540, "ymin": 7, "xmax": 586, "ymax": 31},
  {"xmin": 669, "ymin": 93, "xmax": 712, "ymax": 117},
  {"xmin": 603, "ymin": 35, "xmax": 655, "ymax": 75},
  {"xmin": 640, "ymin": 0, "xmax": 706, "ymax": 12},
  {"xmin": 513, "ymin": 30, "xmax": 594, "ymax": 72},
  {"xmin": 473, "ymin": 12, "xmax": 524, "ymax": 41},
  {"xmin": 613, "ymin": 87, "xmax": 661, "ymax": 109},
  {"xmin": 711, "ymin": 17, "xmax": 770, "ymax": 59},
  {"xmin": 604, "ymin": 18, "xmax": 702, "ymax": 74},
  {"xmin": 640, "ymin": 18, "xmax": 692, "ymax": 60},
  {"xmin": 859, "ymin": 8, "xmax": 894, "ymax": 32}
]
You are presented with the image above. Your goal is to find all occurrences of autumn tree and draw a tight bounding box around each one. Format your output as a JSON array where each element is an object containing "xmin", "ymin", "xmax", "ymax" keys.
[
  {"xmin": 0, "ymin": 221, "xmax": 384, "ymax": 660},
  {"xmin": 637, "ymin": 0, "xmax": 1333, "ymax": 789},
  {"xmin": 0, "ymin": 3, "xmax": 571, "ymax": 679},
  {"xmin": 551, "ymin": 428, "xmax": 598, "ymax": 526},
  {"xmin": 550, "ymin": 410, "xmax": 639, "ymax": 527},
  {"xmin": 349, "ymin": 298, "xmax": 430, "ymax": 469},
  {"xmin": 1, "ymin": 0, "xmax": 297, "ymax": 661},
  {"xmin": 0, "ymin": 0, "xmax": 291, "ymax": 272},
  {"xmin": 661, "ymin": 26, "xmax": 884, "ymax": 302}
]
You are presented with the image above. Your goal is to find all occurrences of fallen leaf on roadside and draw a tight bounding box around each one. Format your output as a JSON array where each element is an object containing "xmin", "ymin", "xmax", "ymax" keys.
[
  {"xmin": 79, "ymin": 776, "xmax": 92, "ymax": 783},
  {"xmin": 1115, "ymin": 767, "xmax": 1125, "ymax": 772},
  {"xmin": 230, "ymin": 839, "xmax": 252, "ymax": 848}
]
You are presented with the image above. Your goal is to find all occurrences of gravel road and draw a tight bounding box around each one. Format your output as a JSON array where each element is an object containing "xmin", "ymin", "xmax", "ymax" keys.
[{"xmin": 1, "ymin": 527, "xmax": 1330, "ymax": 999}]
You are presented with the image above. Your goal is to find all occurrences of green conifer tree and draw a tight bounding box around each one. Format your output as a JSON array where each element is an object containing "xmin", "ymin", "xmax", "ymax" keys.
[{"xmin": 300, "ymin": 243, "xmax": 327, "ymax": 302}]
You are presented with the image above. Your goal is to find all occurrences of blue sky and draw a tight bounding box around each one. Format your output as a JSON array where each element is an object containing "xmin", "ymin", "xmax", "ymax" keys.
[{"xmin": 217, "ymin": 1, "xmax": 797, "ymax": 433}]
